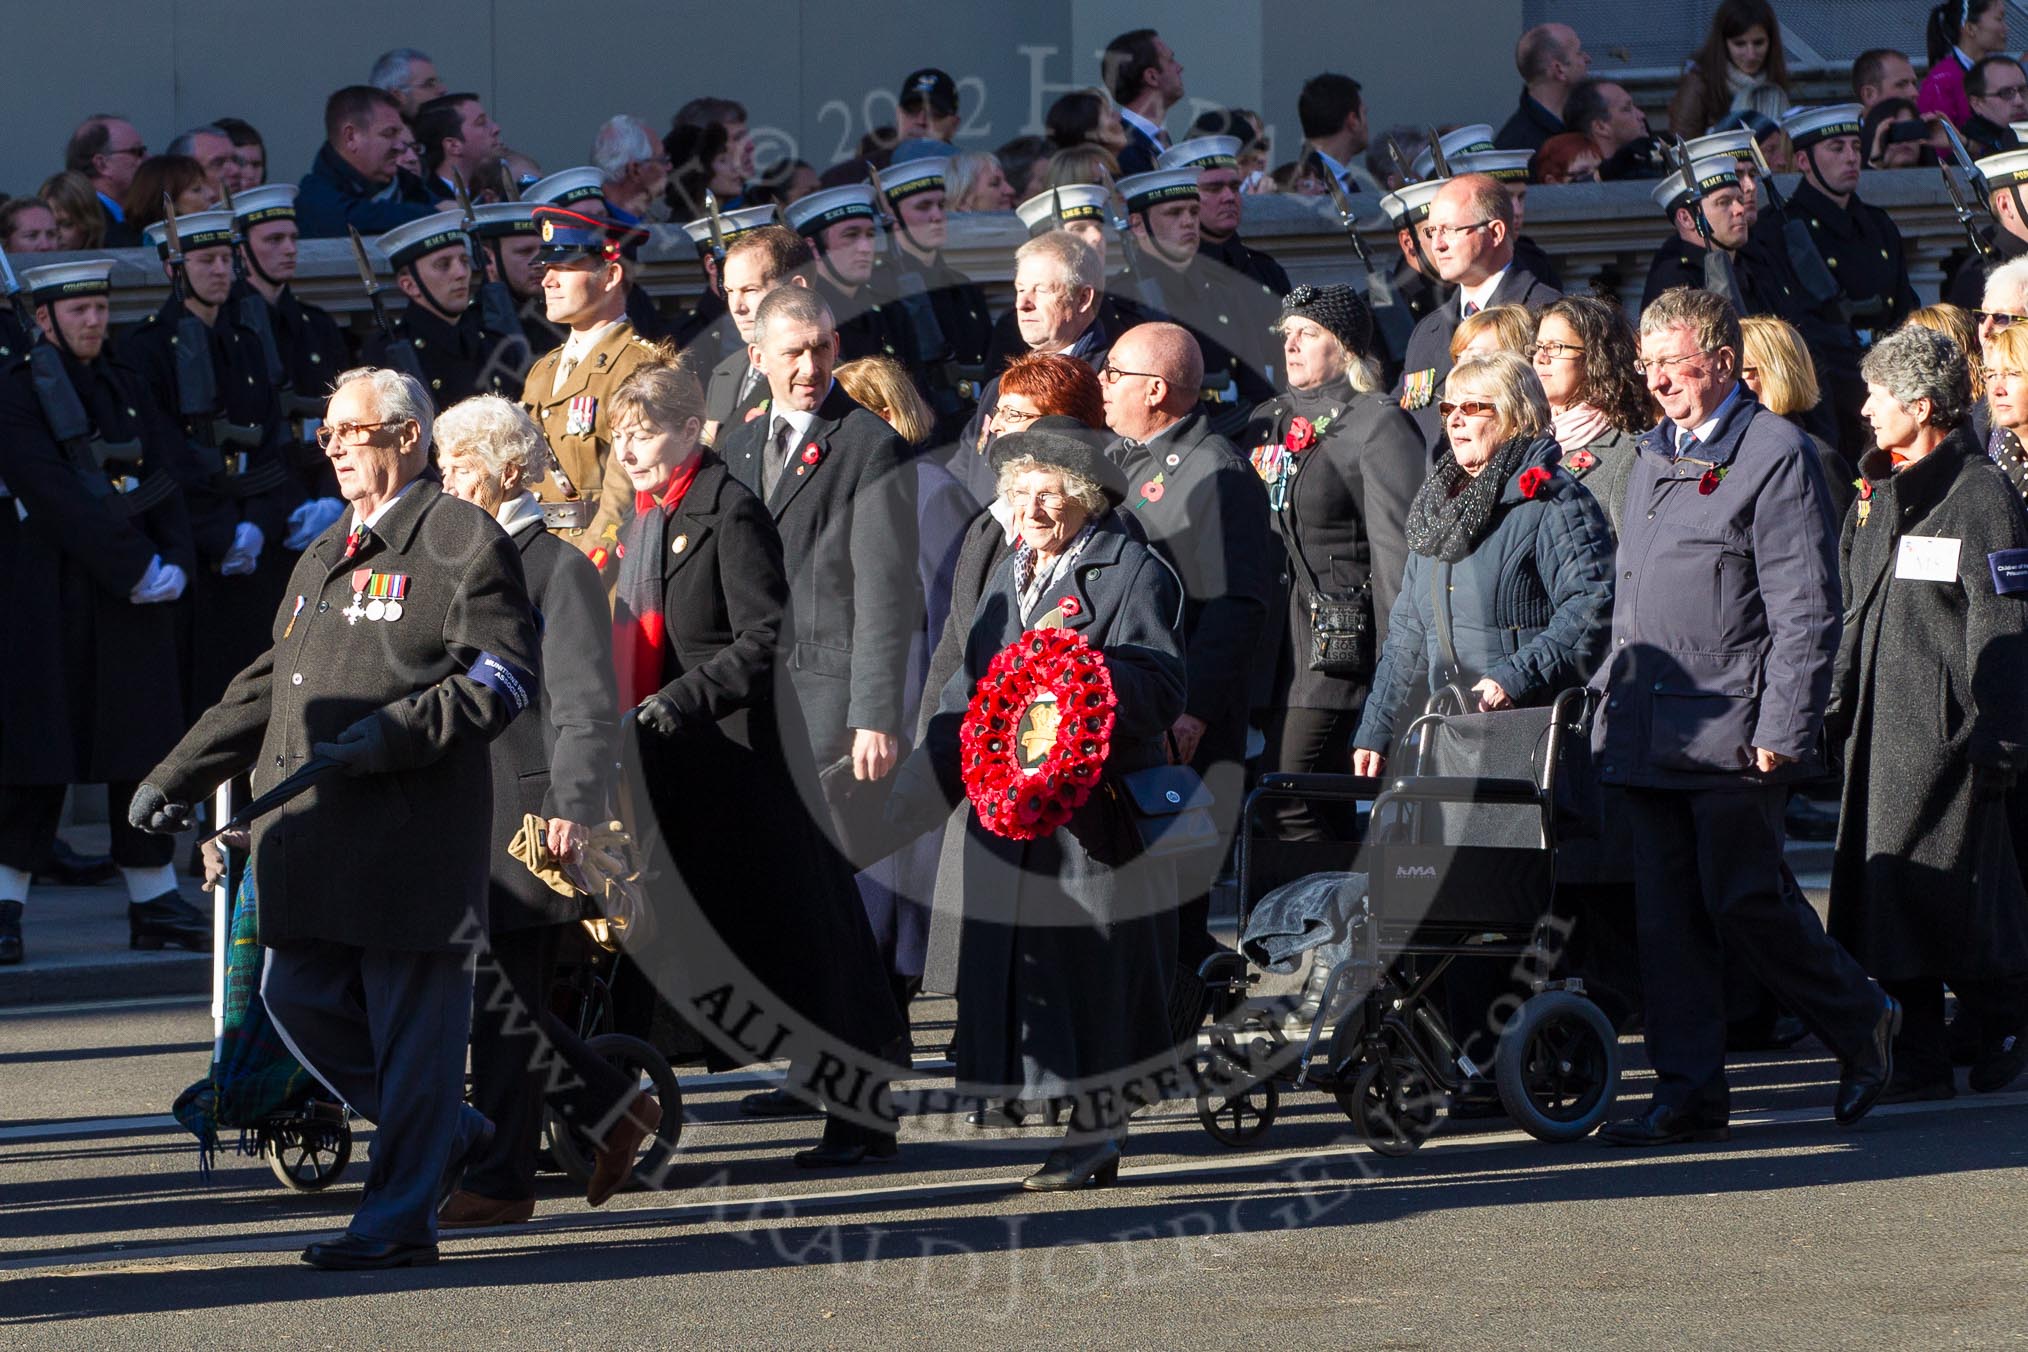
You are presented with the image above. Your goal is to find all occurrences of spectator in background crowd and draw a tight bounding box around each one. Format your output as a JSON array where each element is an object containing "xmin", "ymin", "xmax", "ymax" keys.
[
  {"xmin": 1854, "ymin": 48, "xmax": 1921, "ymax": 113},
  {"xmin": 368, "ymin": 46, "xmax": 445, "ymax": 119},
  {"xmin": 669, "ymin": 97, "xmax": 754, "ymax": 205},
  {"xmin": 1532, "ymin": 131, "xmax": 1603, "ymax": 183},
  {"xmin": 1923, "ymin": 0, "xmax": 2011, "ymax": 129},
  {"xmin": 665, "ymin": 118, "xmax": 746, "ymax": 220},
  {"xmin": 165, "ymin": 126, "xmax": 238, "ymax": 200},
  {"xmin": 896, "ymin": 68, "xmax": 961, "ymax": 149},
  {"xmin": 296, "ymin": 85, "xmax": 435, "ymax": 237},
  {"xmin": 1497, "ymin": 23, "xmax": 1592, "ymax": 152},
  {"xmin": 1567, "ymin": 79, "xmax": 1664, "ymax": 180},
  {"xmin": 1450, "ymin": 304, "xmax": 1537, "ymax": 361},
  {"xmin": 124, "ymin": 155, "xmax": 219, "ymax": 234},
  {"xmin": 945, "ymin": 152, "xmax": 1015, "ymax": 212},
  {"xmin": 1980, "ymin": 258, "xmax": 2028, "ymax": 365},
  {"xmin": 1738, "ymin": 314, "xmax": 1855, "ymax": 519},
  {"xmin": 1047, "ymin": 143, "xmax": 1119, "ymax": 190},
  {"xmin": 1863, "ymin": 99, "xmax": 1932, "ymax": 169},
  {"xmin": 64, "ymin": 114, "xmax": 147, "ymax": 245},
  {"xmin": 1044, "ymin": 89, "xmax": 1127, "ymax": 170},
  {"xmin": 38, "ymin": 172, "xmax": 105, "ymax": 250},
  {"xmin": 414, "ymin": 94, "xmax": 504, "ymax": 202},
  {"xmin": 213, "ymin": 117, "xmax": 266, "ymax": 191},
  {"xmin": 747, "ymin": 158, "xmax": 819, "ymax": 207},
  {"xmin": 1962, "ymin": 56, "xmax": 2028, "ymax": 158},
  {"xmin": 995, "ymin": 135, "xmax": 1052, "ymax": 201},
  {"xmin": 1104, "ymin": 28, "xmax": 1185, "ymax": 175},
  {"xmin": 1298, "ymin": 73, "xmax": 1381, "ymax": 198},
  {"xmin": 590, "ymin": 115, "xmax": 670, "ymax": 226},
  {"xmin": 0, "ymin": 198, "xmax": 61, "ymax": 253},
  {"xmin": 1669, "ymin": 0, "xmax": 1793, "ymax": 138}
]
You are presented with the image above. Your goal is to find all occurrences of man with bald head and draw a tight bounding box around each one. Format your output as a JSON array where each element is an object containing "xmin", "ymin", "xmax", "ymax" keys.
[
  {"xmin": 1102, "ymin": 321, "xmax": 1274, "ymax": 995},
  {"xmin": 1393, "ymin": 173, "xmax": 1561, "ymax": 452},
  {"xmin": 1497, "ymin": 23, "xmax": 1591, "ymax": 151}
]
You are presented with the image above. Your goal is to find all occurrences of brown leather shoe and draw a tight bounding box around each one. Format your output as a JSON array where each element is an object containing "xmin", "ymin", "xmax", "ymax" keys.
[
  {"xmin": 587, "ymin": 1091, "xmax": 661, "ymax": 1207},
  {"xmin": 436, "ymin": 1190, "xmax": 535, "ymax": 1229}
]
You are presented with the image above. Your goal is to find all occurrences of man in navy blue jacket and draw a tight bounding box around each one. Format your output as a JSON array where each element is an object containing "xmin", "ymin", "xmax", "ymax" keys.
[
  {"xmin": 296, "ymin": 86, "xmax": 437, "ymax": 239},
  {"xmin": 1593, "ymin": 287, "xmax": 1898, "ymax": 1145}
]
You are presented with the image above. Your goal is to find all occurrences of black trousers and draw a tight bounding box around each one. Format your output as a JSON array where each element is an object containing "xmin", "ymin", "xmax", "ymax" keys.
[
  {"xmin": 0, "ymin": 782, "xmax": 172, "ymax": 874},
  {"xmin": 1259, "ymin": 706, "xmax": 1363, "ymax": 841},
  {"xmin": 1625, "ymin": 784, "xmax": 1883, "ymax": 1116},
  {"xmin": 464, "ymin": 922, "xmax": 639, "ymax": 1201},
  {"xmin": 1884, "ymin": 974, "xmax": 2028, "ymax": 1085}
]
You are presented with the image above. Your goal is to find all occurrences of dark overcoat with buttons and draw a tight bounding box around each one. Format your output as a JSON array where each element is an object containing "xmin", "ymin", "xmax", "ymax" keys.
[
  {"xmin": 1122, "ymin": 255, "xmax": 1281, "ymax": 440},
  {"xmin": 1593, "ymin": 393, "xmax": 1842, "ymax": 789},
  {"xmin": 1826, "ymin": 432, "xmax": 2028, "ymax": 981},
  {"xmin": 716, "ymin": 381, "xmax": 919, "ymax": 761},
  {"xmin": 1392, "ymin": 263, "xmax": 1561, "ymax": 454},
  {"xmin": 0, "ymin": 348, "xmax": 194, "ymax": 784},
  {"xmin": 147, "ymin": 479, "xmax": 539, "ymax": 951},
  {"xmin": 892, "ymin": 510, "xmax": 1186, "ymax": 1095}
]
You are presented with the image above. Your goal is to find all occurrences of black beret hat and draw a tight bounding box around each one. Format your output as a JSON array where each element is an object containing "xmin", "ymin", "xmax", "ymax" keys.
[
  {"xmin": 989, "ymin": 422, "xmax": 1128, "ymax": 506},
  {"xmin": 1280, "ymin": 283, "xmax": 1374, "ymax": 360}
]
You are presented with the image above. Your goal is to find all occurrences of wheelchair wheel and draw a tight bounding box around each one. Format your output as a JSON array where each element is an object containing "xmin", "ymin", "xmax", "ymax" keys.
[
  {"xmin": 1341, "ymin": 1056, "xmax": 1440, "ymax": 1157},
  {"xmin": 264, "ymin": 1103, "xmax": 352, "ymax": 1192},
  {"xmin": 1494, "ymin": 990, "xmax": 1620, "ymax": 1143},
  {"xmin": 1195, "ymin": 1052, "xmax": 1279, "ymax": 1147},
  {"xmin": 542, "ymin": 1033, "xmax": 684, "ymax": 1191}
]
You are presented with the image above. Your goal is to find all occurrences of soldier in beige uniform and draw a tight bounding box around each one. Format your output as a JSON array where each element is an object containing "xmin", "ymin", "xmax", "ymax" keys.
[{"xmin": 519, "ymin": 205, "xmax": 659, "ymax": 577}]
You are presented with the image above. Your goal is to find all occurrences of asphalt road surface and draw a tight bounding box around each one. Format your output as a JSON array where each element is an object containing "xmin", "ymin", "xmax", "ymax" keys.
[{"xmin": 5, "ymin": 992, "xmax": 2028, "ymax": 1349}]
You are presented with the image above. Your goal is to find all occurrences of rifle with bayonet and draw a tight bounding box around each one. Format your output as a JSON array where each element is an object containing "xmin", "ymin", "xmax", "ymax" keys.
[
  {"xmin": 345, "ymin": 225, "xmax": 428, "ymax": 389},
  {"xmin": 1424, "ymin": 125, "xmax": 1453, "ymax": 180},
  {"xmin": 0, "ymin": 242, "xmax": 111, "ymax": 500},
  {"xmin": 1936, "ymin": 118, "xmax": 1997, "ymax": 262},
  {"xmin": 702, "ymin": 188, "xmax": 729, "ymax": 271},
  {"xmin": 1318, "ymin": 156, "xmax": 1412, "ymax": 357},
  {"xmin": 454, "ymin": 167, "xmax": 522, "ymax": 338},
  {"xmin": 1664, "ymin": 135, "xmax": 1743, "ymax": 312},
  {"xmin": 1745, "ymin": 136, "xmax": 1840, "ymax": 308}
]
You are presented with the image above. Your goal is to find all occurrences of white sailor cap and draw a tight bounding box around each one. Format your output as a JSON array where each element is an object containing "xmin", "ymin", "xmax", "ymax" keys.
[
  {"xmin": 784, "ymin": 184, "xmax": 880, "ymax": 237},
  {"xmin": 1452, "ymin": 149, "xmax": 1533, "ymax": 184},
  {"xmin": 21, "ymin": 258, "xmax": 116, "ymax": 303},
  {"xmin": 1379, "ymin": 178, "xmax": 1445, "ymax": 227},
  {"xmin": 1157, "ymin": 135, "xmax": 1242, "ymax": 173},
  {"xmin": 1116, "ymin": 168, "xmax": 1200, "ymax": 214},
  {"xmin": 1015, "ymin": 183, "xmax": 1112, "ymax": 235},
  {"xmin": 1652, "ymin": 155, "xmax": 1742, "ymax": 214},
  {"xmin": 375, "ymin": 211, "xmax": 469, "ymax": 269},
  {"xmin": 521, "ymin": 166, "xmax": 605, "ymax": 207},
  {"xmin": 876, "ymin": 156, "xmax": 949, "ymax": 201},
  {"xmin": 1411, "ymin": 124, "xmax": 1497, "ymax": 180},
  {"xmin": 229, "ymin": 184, "xmax": 298, "ymax": 227},
  {"xmin": 679, "ymin": 204, "xmax": 777, "ymax": 257},
  {"xmin": 1781, "ymin": 103, "xmax": 1863, "ymax": 150},
  {"xmin": 1683, "ymin": 130, "xmax": 1756, "ymax": 164},
  {"xmin": 469, "ymin": 202, "xmax": 539, "ymax": 238},
  {"xmin": 1980, "ymin": 147, "xmax": 2028, "ymax": 189},
  {"xmin": 143, "ymin": 209, "xmax": 235, "ymax": 257}
]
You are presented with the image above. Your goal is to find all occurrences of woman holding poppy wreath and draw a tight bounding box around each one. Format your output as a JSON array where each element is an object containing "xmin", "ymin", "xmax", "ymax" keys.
[
  {"xmin": 1243, "ymin": 284, "xmax": 1425, "ymax": 840},
  {"xmin": 889, "ymin": 424, "xmax": 1185, "ymax": 1191}
]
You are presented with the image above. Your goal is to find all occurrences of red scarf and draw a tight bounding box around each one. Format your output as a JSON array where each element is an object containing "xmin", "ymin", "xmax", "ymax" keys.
[{"xmin": 613, "ymin": 454, "xmax": 705, "ymax": 708}]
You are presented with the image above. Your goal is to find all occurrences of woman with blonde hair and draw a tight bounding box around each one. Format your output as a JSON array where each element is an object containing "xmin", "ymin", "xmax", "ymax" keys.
[
  {"xmin": 1979, "ymin": 320, "xmax": 2028, "ymax": 503},
  {"xmin": 38, "ymin": 171, "xmax": 106, "ymax": 250},
  {"xmin": 1739, "ymin": 314, "xmax": 1853, "ymax": 519},
  {"xmin": 835, "ymin": 355, "xmax": 936, "ymax": 448},
  {"xmin": 1449, "ymin": 303, "xmax": 1538, "ymax": 362},
  {"xmin": 944, "ymin": 151, "xmax": 1016, "ymax": 213}
]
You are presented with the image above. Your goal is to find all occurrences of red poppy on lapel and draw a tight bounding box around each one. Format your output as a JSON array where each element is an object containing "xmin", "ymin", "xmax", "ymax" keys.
[
  {"xmin": 1517, "ymin": 466, "xmax": 1551, "ymax": 499},
  {"xmin": 1284, "ymin": 416, "xmax": 1317, "ymax": 452},
  {"xmin": 1058, "ymin": 596, "xmax": 1081, "ymax": 617},
  {"xmin": 801, "ymin": 443, "xmax": 822, "ymax": 466},
  {"xmin": 1140, "ymin": 480, "xmax": 1164, "ymax": 503},
  {"xmin": 1698, "ymin": 468, "xmax": 1725, "ymax": 495},
  {"xmin": 1565, "ymin": 449, "xmax": 1597, "ymax": 471}
]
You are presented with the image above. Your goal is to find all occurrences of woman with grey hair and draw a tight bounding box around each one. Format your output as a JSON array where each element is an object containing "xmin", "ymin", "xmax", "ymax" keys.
[
  {"xmin": 890, "ymin": 424, "xmax": 1186, "ymax": 1190},
  {"xmin": 431, "ymin": 395, "xmax": 646, "ymax": 1225},
  {"xmin": 1825, "ymin": 324, "xmax": 2028, "ymax": 1101}
]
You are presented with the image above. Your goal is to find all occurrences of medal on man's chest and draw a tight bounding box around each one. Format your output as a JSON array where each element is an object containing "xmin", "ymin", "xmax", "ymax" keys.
[
  {"xmin": 344, "ymin": 569, "xmax": 370, "ymax": 625},
  {"xmin": 566, "ymin": 395, "xmax": 598, "ymax": 437}
]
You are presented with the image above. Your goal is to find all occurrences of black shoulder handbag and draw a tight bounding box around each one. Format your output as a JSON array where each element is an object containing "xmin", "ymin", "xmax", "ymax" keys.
[
  {"xmin": 1287, "ymin": 462, "xmax": 1375, "ymax": 678},
  {"xmin": 1117, "ymin": 765, "xmax": 1219, "ymax": 858}
]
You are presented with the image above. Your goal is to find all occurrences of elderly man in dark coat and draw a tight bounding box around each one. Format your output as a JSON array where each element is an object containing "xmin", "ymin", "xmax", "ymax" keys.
[
  {"xmin": 132, "ymin": 366, "xmax": 540, "ymax": 1269},
  {"xmin": 1103, "ymin": 321, "xmax": 1274, "ymax": 984},
  {"xmin": 1594, "ymin": 288, "xmax": 1898, "ymax": 1147},
  {"xmin": 1828, "ymin": 327, "xmax": 2028, "ymax": 1100}
]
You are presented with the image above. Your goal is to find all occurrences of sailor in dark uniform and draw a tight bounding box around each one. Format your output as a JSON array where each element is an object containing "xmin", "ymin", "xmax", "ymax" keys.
[
  {"xmin": 358, "ymin": 211, "xmax": 500, "ymax": 410},
  {"xmin": 1114, "ymin": 167, "xmax": 1279, "ymax": 438},
  {"xmin": 1376, "ymin": 178, "xmax": 1454, "ymax": 384},
  {"xmin": 0, "ymin": 259, "xmax": 205, "ymax": 962},
  {"xmin": 1641, "ymin": 154, "xmax": 1793, "ymax": 315},
  {"xmin": 1452, "ymin": 148, "xmax": 1563, "ymax": 291},
  {"xmin": 680, "ymin": 203, "xmax": 776, "ymax": 387},
  {"xmin": 1947, "ymin": 148, "xmax": 2028, "ymax": 310},
  {"xmin": 466, "ymin": 200, "xmax": 556, "ymax": 380},
  {"xmin": 123, "ymin": 209, "xmax": 304, "ymax": 715},
  {"xmin": 1409, "ymin": 124, "xmax": 1498, "ymax": 180},
  {"xmin": 784, "ymin": 183, "xmax": 908, "ymax": 365},
  {"xmin": 1160, "ymin": 135, "xmax": 1291, "ymax": 296},
  {"xmin": 868, "ymin": 157, "xmax": 995, "ymax": 439},
  {"xmin": 1783, "ymin": 102, "xmax": 1919, "ymax": 456},
  {"xmin": 525, "ymin": 167, "xmax": 675, "ymax": 346}
]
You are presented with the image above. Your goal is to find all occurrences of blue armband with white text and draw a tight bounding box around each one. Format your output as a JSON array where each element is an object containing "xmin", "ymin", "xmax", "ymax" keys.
[{"xmin": 469, "ymin": 651, "xmax": 537, "ymax": 715}]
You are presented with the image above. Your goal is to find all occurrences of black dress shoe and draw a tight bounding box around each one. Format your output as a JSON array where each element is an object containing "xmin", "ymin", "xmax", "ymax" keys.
[
  {"xmin": 33, "ymin": 839, "xmax": 117, "ymax": 887},
  {"xmin": 1022, "ymin": 1138, "xmax": 1124, "ymax": 1191},
  {"xmin": 793, "ymin": 1133, "xmax": 898, "ymax": 1169},
  {"xmin": 0, "ymin": 900, "xmax": 21, "ymax": 966},
  {"xmin": 740, "ymin": 1086, "xmax": 819, "ymax": 1118},
  {"xmin": 302, "ymin": 1233, "xmax": 439, "ymax": 1270},
  {"xmin": 128, "ymin": 890, "xmax": 209, "ymax": 951},
  {"xmin": 1596, "ymin": 1103, "xmax": 1731, "ymax": 1146},
  {"xmin": 1971, "ymin": 1028, "xmax": 2028, "ymax": 1094},
  {"xmin": 1834, "ymin": 994, "xmax": 1902, "ymax": 1126}
]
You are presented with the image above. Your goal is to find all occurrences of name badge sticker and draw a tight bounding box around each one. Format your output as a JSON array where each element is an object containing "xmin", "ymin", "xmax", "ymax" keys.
[{"xmin": 1894, "ymin": 534, "xmax": 1962, "ymax": 583}]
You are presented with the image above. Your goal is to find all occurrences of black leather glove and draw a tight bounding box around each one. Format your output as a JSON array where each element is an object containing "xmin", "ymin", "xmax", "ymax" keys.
[
  {"xmin": 128, "ymin": 783, "xmax": 194, "ymax": 834},
  {"xmin": 635, "ymin": 693, "xmax": 683, "ymax": 738},
  {"xmin": 312, "ymin": 714, "xmax": 397, "ymax": 777}
]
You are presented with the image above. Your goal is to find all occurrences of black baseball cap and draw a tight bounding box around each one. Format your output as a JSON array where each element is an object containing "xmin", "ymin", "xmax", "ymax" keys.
[{"xmin": 899, "ymin": 68, "xmax": 959, "ymax": 117}]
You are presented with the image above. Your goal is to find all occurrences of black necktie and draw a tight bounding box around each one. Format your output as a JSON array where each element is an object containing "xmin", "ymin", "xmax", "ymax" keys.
[{"xmin": 762, "ymin": 417, "xmax": 791, "ymax": 498}]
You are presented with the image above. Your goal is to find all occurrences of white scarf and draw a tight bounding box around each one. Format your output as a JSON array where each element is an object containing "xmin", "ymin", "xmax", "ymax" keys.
[{"xmin": 1550, "ymin": 403, "xmax": 1614, "ymax": 453}]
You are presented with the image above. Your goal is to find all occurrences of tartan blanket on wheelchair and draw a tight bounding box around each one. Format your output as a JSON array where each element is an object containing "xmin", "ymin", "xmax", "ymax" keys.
[{"xmin": 170, "ymin": 871, "xmax": 316, "ymax": 1172}]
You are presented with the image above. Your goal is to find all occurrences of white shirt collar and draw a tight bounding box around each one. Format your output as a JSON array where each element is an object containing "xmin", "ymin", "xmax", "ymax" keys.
[
  {"xmin": 1460, "ymin": 267, "xmax": 1509, "ymax": 315},
  {"xmin": 1680, "ymin": 382, "xmax": 1745, "ymax": 446},
  {"xmin": 1118, "ymin": 104, "xmax": 1165, "ymax": 145},
  {"xmin": 494, "ymin": 490, "xmax": 545, "ymax": 538},
  {"xmin": 769, "ymin": 381, "xmax": 835, "ymax": 455},
  {"xmin": 351, "ymin": 478, "xmax": 419, "ymax": 534},
  {"xmin": 560, "ymin": 320, "xmax": 618, "ymax": 365}
]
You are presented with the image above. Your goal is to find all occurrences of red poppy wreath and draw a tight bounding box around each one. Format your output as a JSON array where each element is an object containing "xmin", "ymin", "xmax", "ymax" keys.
[{"xmin": 960, "ymin": 627, "xmax": 1118, "ymax": 840}]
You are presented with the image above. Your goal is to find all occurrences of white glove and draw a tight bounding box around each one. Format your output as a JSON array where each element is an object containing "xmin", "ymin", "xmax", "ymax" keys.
[
  {"xmin": 220, "ymin": 520, "xmax": 264, "ymax": 576},
  {"xmin": 284, "ymin": 496, "xmax": 346, "ymax": 551},
  {"xmin": 129, "ymin": 555, "xmax": 187, "ymax": 604}
]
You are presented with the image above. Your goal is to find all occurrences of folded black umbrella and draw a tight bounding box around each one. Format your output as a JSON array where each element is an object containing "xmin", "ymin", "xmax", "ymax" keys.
[{"xmin": 199, "ymin": 757, "xmax": 344, "ymax": 844}]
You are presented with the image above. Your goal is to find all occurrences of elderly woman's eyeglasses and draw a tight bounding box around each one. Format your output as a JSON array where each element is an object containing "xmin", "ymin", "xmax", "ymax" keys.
[
  {"xmin": 1978, "ymin": 310, "xmax": 2028, "ymax": 329},
  {"xmin": 994, "ymin": 405, "xmax": 1041, "ymax": 428},
  {"xmin": 1528, "ymin": 340, "xmax": 1585, "ymax": 361},
  {"xmin": 1437, "ymin": 399, "xmax": 1498, "ymax": 419},
  {"xmin": 315, "ymin": 419, "xmax": 408, "ymax": 450},
  {"xmin": 1006, "ymin": 489, "xmax": 1069, "ymax": 511}
]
